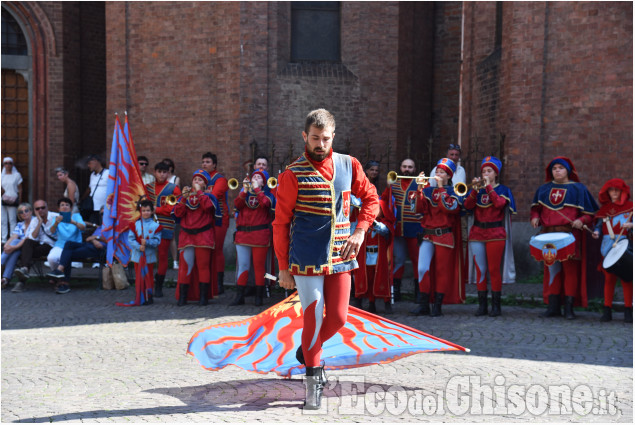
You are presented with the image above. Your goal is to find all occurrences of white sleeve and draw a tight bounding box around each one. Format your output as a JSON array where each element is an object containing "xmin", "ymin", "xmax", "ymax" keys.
[{"xmin": 428, "ymin": 166, "xmax": 438, "ymax": 187}]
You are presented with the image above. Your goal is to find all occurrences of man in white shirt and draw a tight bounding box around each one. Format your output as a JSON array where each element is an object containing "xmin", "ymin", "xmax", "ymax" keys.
[
  {"xmin": 138, "ymin": 155, "xmax": 155, "ymax": 185},
  {"xmin": 428, "ymin": 144, "xmax": 466, "ymax": 187},
  {"xmin": 13, "ymin": 200, "xmax": 59, "ymax": 291},
  {"xmin": 82, "ymin": 155, "xmax": 108, "ymax": 225}
]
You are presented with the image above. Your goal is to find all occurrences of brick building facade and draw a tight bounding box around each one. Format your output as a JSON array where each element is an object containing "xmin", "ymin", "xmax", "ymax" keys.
[{"xmin": 2, "ymin": 1, "xmax": 632, "ymax": 280}]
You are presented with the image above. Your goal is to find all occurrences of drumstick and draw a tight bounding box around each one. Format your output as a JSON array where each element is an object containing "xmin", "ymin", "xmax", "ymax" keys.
[
  {"xmin": 553, "ymin": 209, "xmax": 594, "ymax": 234},
  {"xmin": 613, "ymin": 211, "xmax": 633, "ymax": 248}
]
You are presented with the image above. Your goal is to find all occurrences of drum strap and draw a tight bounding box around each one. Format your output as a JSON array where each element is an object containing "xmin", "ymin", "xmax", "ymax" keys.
[
  {"xmin": 603, "ymin": 217, "xmax": 616, "ymax": 240},
  {"xmin": 542, "ymin": 225, "xmax": 571, "ymax": 233}
]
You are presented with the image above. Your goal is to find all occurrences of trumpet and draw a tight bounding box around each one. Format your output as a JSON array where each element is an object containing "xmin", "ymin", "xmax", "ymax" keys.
[
  {"xmin": 165, "ymin": 194, "xmax": 178, "ymax": 206},
  {"xmin": 453, "ymin": 180, "xmax": 485, "ymax": 196},
  {"xmin": 267, "ymin": 176, "xmax": 277, "ymax": 189},
  {"xmin": 228, "ymin": 178, "xmax": 240, "ymax": 190},
  {"xmin": 387, "ymin": 171, "xmax": 434, "ymax": 186}
]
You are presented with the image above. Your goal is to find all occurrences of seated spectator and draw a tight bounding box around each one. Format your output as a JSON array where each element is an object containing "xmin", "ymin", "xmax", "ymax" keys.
[
  {"xmin": 1, "ymin": 203, "xmax": 33, "ymax": 289},
  {"xmin": 55, "ymin": 167, "xmax": 80, "ymax": 213},
  {"xmin": 13, "ymin": 200, "xmax": 59, "ymax": 292},
  {"xmin": 47, "ymin": 198, "xmax": 86, "ymax": 273},
  {"xmin": 48, "ymin": 221, "xmax": 107, "ymax": 294}
]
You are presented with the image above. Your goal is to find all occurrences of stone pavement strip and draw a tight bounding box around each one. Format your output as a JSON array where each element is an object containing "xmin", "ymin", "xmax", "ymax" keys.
[{"xmin": 1, "ymin": 279, "xmax": 632, "ymax": 423}]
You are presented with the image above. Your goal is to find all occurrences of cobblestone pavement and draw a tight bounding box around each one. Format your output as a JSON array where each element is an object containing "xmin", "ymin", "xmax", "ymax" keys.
[{"xmin": 1, "ymin": 277, "xmax": 632, "ymax": 423}]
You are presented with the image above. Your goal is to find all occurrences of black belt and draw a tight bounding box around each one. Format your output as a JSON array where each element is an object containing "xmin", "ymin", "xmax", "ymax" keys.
[
  {"xmin": 474, "ymin": 220, "xmax": 504, "ymax": 229},
  {"xmin": 366, "ymin": 246, "xmax": 379, "ymax": 253},
  {"xmin": 181, "ymin": 223, "xmax": 213, "ymax": 235},
  {"xmin": 423, "ymin": 227, "xmax": 452, "ymax": 236},
  {"xmin": 236, "ymin": 224, "xmax": 271, "ymax": 232}
]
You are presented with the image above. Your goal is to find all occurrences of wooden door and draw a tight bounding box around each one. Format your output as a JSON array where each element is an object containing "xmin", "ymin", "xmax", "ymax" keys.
[{"xmin": 1, "ymin": 69, "xmax": 29, "ymax": 200}]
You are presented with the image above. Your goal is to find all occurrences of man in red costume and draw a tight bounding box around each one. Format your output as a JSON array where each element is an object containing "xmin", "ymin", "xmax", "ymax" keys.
[
  {"xmin": 592, "ymin": 178, "xmax": 633, "ymax": 323},
  {"xmin": 202, "ymin": 152, "xmax": 229, "ymax": 295},
  {"xmin": 273, "ymin": 109, "xmax": 378, "ymax": 410},
  {"xmin": 145, "ymin": 161, "xmax": 181, "ymax": 297},
  {"xmin": 531, "ymin": 156, "xmax": 599, "ymax": 319}
]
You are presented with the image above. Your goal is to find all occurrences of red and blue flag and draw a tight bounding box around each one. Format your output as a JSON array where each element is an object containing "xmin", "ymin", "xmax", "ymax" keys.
[
  {"xmin": 187, "ymin": 293, "xmax": 468, "ymax": 378},
  {"xmin": 102, "ymin": 114, "xmax": 147, "ymax": 266}
]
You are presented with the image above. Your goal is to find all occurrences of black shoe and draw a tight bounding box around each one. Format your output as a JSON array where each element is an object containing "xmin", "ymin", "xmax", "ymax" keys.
[
  {"xmin": 367, "ymin": 301, "xmax": 376, "ymax": 313},
  {"xmin": 154, "ymin": 274, "xmax": 165, "ymax": 298},
  {"xmin": 489, "ymin": 291, "xmax": 502, "ymax": 317},
  {"xmin": 475, "ymin": 290, "xmax": 488, "ymax": 316},
  {"xmin": 564, "ymin": 296, "xmax": 576, "ymax": 320},
  {"xmin": 625, "ymin": 307, "xmax": 632, "ymax": 323},
  {"xmin": 47, "ymin": 269, "xmax": 65, "ymax": 279},
  {"xmin": 392, "ymin": 279, "xmax": 402, "ymax": 302},
  {"xmin": 409, "ymin": 292, "xmax": 430, "ymax": 316},
  {"xmin": 199, "ymin": 283, "xmax": 210, "ymax": 306},
  {"xmin": 55, "ymin": 284, "xmax": 71, "ymax": 294},
  {"xmin": 177, "ymin": 284, "xmax": 189, "ymax": 306},
  {"xmin": 244, "ymin": 285, "xmax": 256, "ymax": 297},
  {"xmin": 229, "ymin": 285, "xmax": 246, "ymax": 306},
  {"xmin": 430, "ymin": 292, "xmax": 444, "ymax": 317},
  {"xmin": 217, "ymin": 272, "xmax": 225, "ymax": 295},
  {"xmin": 255, "ymin": 286, "xmax": 264, "ymax": 306},
  {"xmin": 541, "ymin": 295, "xmax": 561, "ymax": 317},
  {"xmin": 600, "ymin": 306, "xmax": 612, "ymax": 322},
  {"xmin": 304, "ymin": 367, "xmax": 325, "ymax": 410},
  {"xmin": 383, "ymin": 300, "xmax": 393, "ymax": 314}
]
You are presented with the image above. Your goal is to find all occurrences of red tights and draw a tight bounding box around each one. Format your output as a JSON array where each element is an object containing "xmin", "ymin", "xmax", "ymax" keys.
[{"xmin": 603, "ymin": 270, "xmax": 633, "ymax": 308}]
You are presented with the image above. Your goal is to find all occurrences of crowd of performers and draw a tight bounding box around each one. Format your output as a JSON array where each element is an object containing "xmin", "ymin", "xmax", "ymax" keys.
[{"xmin": 46, "ymin": 120, "xmax": 630, "ymax": 327}]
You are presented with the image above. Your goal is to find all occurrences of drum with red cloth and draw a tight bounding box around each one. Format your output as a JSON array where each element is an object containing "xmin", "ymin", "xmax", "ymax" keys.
[{"xmin": 529, "ymin": 232, "xmax": 576, "ymax": 266}]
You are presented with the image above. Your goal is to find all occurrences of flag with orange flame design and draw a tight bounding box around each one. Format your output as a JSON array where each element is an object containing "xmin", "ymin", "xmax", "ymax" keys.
[
  {"xmin": 187, "ymin": 292, "xmax": 468, "ymax": 378},
  {"xmin": 102, "ymin": 114, "xmax": 147, "ymax": 266}
]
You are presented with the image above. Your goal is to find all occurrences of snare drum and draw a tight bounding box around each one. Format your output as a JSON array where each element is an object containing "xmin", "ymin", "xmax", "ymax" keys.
[
  {"xmin": 529, "ymin": 232, "xmax": 576, "ymax": 266},
  {"xmin": 602, "ymin": 239, "xmax": 633, "ymax": 283}
]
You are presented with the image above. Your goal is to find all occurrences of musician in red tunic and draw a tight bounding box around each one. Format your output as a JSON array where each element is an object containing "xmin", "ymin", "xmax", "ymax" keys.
[
  {"xmin": 463, "ymin": 156, "xmax": 516, "ymax": 317},
  {"xmin": 174, "ymin": 169, "xmax": 221, "ymax": 306},
  {"xmin": 592, "ymin": 178, "xmax": 633, "ymax": 323},
  {"xmin": 530, "ymin": 157, "xmax": 599, "ymax": 319},
  {"xmin": 410, "ymin": 158, "xmax": 465, "ymax": 317},
  {"xmin": 145, "ymin": 161, "xmax": 181, "ymax": 297},
  {"xmin": 229, "ymin": 169, "xmax": 276, "ymax": 307}
]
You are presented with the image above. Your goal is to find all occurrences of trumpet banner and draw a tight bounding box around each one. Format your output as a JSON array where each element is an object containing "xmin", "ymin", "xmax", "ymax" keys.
[{"xmin": 187, "ymin": 292, "xmax": 467, "ymax": 378}]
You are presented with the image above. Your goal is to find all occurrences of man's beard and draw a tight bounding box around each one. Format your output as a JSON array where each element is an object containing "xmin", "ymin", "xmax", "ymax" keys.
[
  {"xmin": 306, "ymin": 145, "xmax": 331, "ymax": 162},
  {"xmin": 401, "ymin": 170, "xmax": 416, "ymax": 177}
]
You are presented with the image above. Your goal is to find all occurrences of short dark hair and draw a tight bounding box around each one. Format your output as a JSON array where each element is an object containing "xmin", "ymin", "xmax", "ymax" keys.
[
  {"xmin": 137, "ymin": 155, "xmax": 149, "ymax": 163},
  {"xmin": 58, "ymin": 197, "xmax": 73, "ymax": 207},
  {"xmin": 154, "ymin": 161, "xmax": 170, "ymax": 172},
  {"xmin": 139, "ymin": 199, "xmax": 154, "ymax": 211},
  {"xmin": 202, "ymin": 152, "xmax": 217, "ymax": 165},
  {"xmin": 162, "ymin": 158, "xmax": 175, "ymax": 171},
  {"xmin": 304, "ymin": 109, "xmax": 336, "ymax": 134}
]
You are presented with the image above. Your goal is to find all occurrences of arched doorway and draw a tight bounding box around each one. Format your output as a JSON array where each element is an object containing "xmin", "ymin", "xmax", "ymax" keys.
[{"xmin": 1, "ymin": 7, "xmax": 31, "ymax": 202}]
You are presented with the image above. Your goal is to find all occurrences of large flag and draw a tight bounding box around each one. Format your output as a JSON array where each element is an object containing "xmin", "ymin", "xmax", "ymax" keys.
[
  {"xmin": 102, "ymin": 114, "xmax": 147, "ymax": 266},
  {"xmin": 188, "ymin": 293, "xmax": 468, "ymax": 378},
  {"xmin": 116, "ymin": 226, "xmax": 153, "ymax": 307}
]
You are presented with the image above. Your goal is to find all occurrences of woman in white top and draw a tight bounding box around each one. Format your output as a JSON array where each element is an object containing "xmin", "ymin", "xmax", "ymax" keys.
[
  {"xmin": 55, "ymin": 167, "xmax": 80, "ymax": 213},
  {"xmin": 1, "ymin": 157, "xmax": 23, "ymax": 243}
]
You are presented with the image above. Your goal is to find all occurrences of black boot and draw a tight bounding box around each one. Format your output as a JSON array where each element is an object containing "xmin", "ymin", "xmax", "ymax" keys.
[
  {"xmin": 217, "ymin": 272, "xmax": 225, "ymax": 295},
  {"xmin": 383, "ymin": 299, "xmax": 393, "ymax": 314},
  {"xmin": 489, "ymin": 291, "xmax": 502, "ymax": 317},
  {"xmin": 350, "ymin": 296, "xmax": 363, "ymax": 309},
  {"xmin": 600, "ymin": 306, "xmax": 612, "ymax": 322},
  {"xmin": 255, "ymin": 285, "xmax": 264, "ymax": 306},
  {"xmin": 430, "ymin": 292, "xmax": 444, "ymax": 317},
  {"xmin": 393, "ymin": 278, "xmax": 402, "ymax": 302},
  {"xmin": 413, "ymin": 278, "xmax": 419, "ymax": 301},
  {"xmin": 475, "ymin": 290, "xmax": 488, "ymax": 316},
  {"xmin": 625, "ymin": 307, "xmax": 632, "ymax": 323},
  {"xmin": 199, "ymin": 282, "xmax": 209, "ymax": 306},
  {"xmin": 541, "ymin": 295, "xmax": 561, "ymax": 317},
  {"xmin": 154, "ymin": 274, "xmax": 165, "ymax": 298},
  {"xmin": 229, "ymin": 285, "xmax": 246, "ymax": 306},
  {"xmin": 410, "ymin": 292, "xmax": 430, "ymax": 316},
  {"xmin": 244, "ymin": 285, "xmax": 256, "ymax": 297},
  {"xmin": 296, "ymin": 346, "xmax": 327, "ymax": 384},
  {"xmin": 564, "ymin": 296, "xmax": 576, "ymax": 320},
  {"xmin": 304, "ymin": 366, "xmax": 325, "ymax": 410},
  {"xmin": 177, "ymin": 284, "xmax": 189, "ymax": 306},
  {"xmin": 368, "ymin": 300, "xmax": 376, "ymax": 313}
]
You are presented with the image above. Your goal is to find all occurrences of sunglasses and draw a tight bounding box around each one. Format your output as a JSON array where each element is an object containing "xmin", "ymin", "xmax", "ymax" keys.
[
  {"xmin": 138, "ymin": 162, "xmax": 148, "ymax": 166},
  {"xmin": 35, "ymin": 206, "xmax": 47, "ymax": 211},
  {"xmin": 18, "ymin": 209, "xmax": 31, "ymax": 214},
  {"xmin": 448, "ymin": 144, "xmax": 462, "ymax": 152}
]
